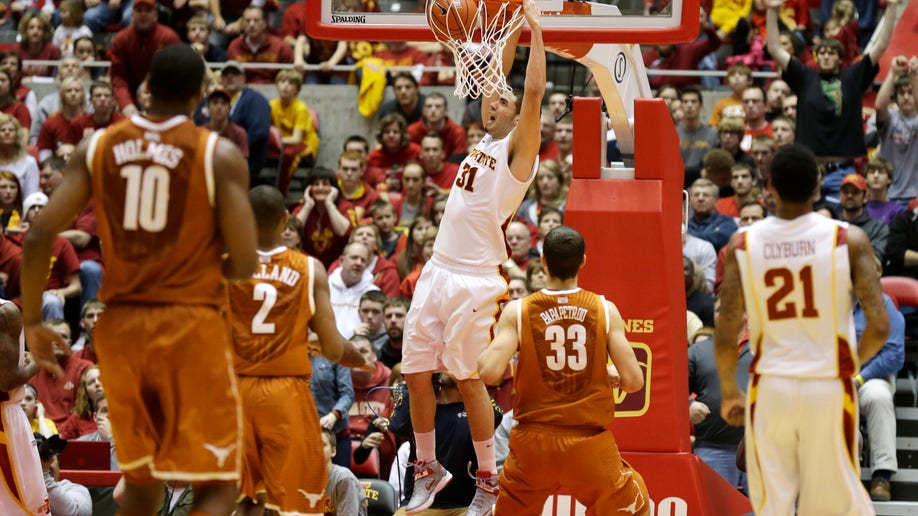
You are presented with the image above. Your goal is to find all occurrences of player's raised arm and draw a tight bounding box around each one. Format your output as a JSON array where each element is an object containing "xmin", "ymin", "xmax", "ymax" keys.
[
  {"xmin": 478, "ymin": 299, "xmax": 521, "ymax": 384},
  {"xmin": 604, "ymin": 300, "xmax": 643, "ymax": 393},
  {"xmin": 213, "ymin": 137, "xmax": 258, "ymax": 281},
  {"xmin": 848, "ymin": 226, "xmax": 890, "ymax": 365},
  {"xmin": 764, "ymin": 0, "xmax": 791, "ymax": 71},
  {"xmin": 21, "ymin": 139, "xmax": 94, "ymax": 377},
  {"xmin": 714, "ymin": 233, "xmax": 746, "ymax": 426},
  {"xmin": 308, "ymin": 257, "xmax": 367, "ymax": 369},
  {"xmin": 508, "ymin": 0, "xmax": 545, "ymax": 182}
]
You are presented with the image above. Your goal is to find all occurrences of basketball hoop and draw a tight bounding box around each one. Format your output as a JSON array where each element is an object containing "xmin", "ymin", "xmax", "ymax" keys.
[{"xmin": 426, "ymin": 0, "xmax": 525, "ymax": 99}]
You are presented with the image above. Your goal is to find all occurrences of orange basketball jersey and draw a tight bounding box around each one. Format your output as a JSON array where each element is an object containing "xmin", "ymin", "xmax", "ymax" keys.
[
  {"xmin": 87, "ymin": 115, "xmax": 225, "ymax": 307},
  {"xmin": 228, "ymin": 247, "xmax": 315, "ymax": 377},
  {"xmin": 514, "ymin": 288, "xmax": 616, "ymax": 428}
]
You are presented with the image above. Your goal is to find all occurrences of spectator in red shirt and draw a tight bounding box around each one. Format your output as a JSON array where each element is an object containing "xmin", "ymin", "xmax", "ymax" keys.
[
  {"xmin": 72, "ymin": 82, "xmax": 126, "ymax": 139},
  {"xmin": 57, "ymin": 365, "xmax": 103, "ymax": 439},
  {"xmin": 281, "ymin": 0, "xmax": 348, "ymax": 85},
  {"xmin": 29, "ymin": 319, "xmax": 93, "ymax": 425},
  {"xmin": 15, "ymin": 192, "xmax": 81, "ymax": 320},
  {"xmin": 537, "ymin": 110, "xmax": 559, "ymax": 163},
  {"xmin": 109, "ymin": 0, "xmax": 181, "ymax": 116},
  {"xmin": 336, "ymin": 150, "xmax": 381, "ymax": 226},
  {"xmin": 373, "ymin": 41, "xmax": 429, "ymax": 68},
  {"xmin": 0, "ymin": 70, "xmax": 31, "ymax": 133},
  {"xmin": 226, "ymin": 5, "xmax": 293, "ymax": 84},
  {"xmin": 407, "ymin": 92, "xmax": 466, "ymax": 160},
  {"xmin": 642, "ymin": 8, "xmax": 723, "ymax": 90},
  {"xmin": 740, "ymin": 86, "xmax": 773, "ymax": 152},
  {"xmin": 37, "ymin": 77, "xmax": 85, "ymax": 163},
  {"xmin": 294, "ymin": 167, "xmax": 353, "ymax": 268},
  {"xmin": 418, "ymin": 132, "xmax": 459, "ymax": 195},
  {"xmin": 41, "ymin": 157, "xmax": 104, "ymax": 307},
  {"xmin": 15, "ymin": 13, "xmax": 60, "ymax": 79},
  {"xmin": 366, "ymin": 113, "xmax": 421, "ymax": 189},
  {"xmin": 0, "ymin": 52, "xmax": 38, "ymax": 127},
  {"xmin": 202, "ymin": 87, "xmax": 249, "ymax": 159}
]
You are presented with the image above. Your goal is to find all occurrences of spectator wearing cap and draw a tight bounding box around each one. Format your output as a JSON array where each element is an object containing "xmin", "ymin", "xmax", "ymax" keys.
[
  {"xmin": 226, "ymin": 6, "xmax": 293, "ymax": 84},
  {"xmin": 16, "ymin": 192, "xmax": 82, "ymax": 320},
  {"xmin": 212, "ymin": 61, "xmax": 271, "ymax": 179},
  {"xmin": 378, "ymin": 72, "xmax": 426, "ymax": 125},
  {"xmin": 204, "ymin": 87, "xmax": 248, "ymax": 160},
  {"xmin": 864, "ymin": 158, "xmax": 906, "ymax": 226},
  {"xmin": 837, "ymin": 173, "xmax": 888, "ymax": 260},
  {"xmin": 108, "ymin": 0, "xmax": 180, "ymax": 117},
  {"xmin": 765, "ymin": 0, "xmax": 901, "ymax": 205},
  {"xmin": 34, "ymin": 434, "xmax": 93, "ymax": 516}
]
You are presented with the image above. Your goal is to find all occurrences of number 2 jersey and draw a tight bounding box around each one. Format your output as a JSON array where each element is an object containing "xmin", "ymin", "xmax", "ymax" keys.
[
  {"xmin": 227, "ymin": 247, "xmax": 315, "ymax": 377},
  {"xmin": 87, "ymin": 115, "xmax": 225, "ymax": 307},
  {"xmin": 434, "ymin": 130, "xmax": 537, "ymax": 268},
  {"xmin": 514, "ymin": 288, "xmax": 617, "ymax": 429},
  {"xmin": 734, "ymin": 212, "xmax": 858, "ymax": 379}
]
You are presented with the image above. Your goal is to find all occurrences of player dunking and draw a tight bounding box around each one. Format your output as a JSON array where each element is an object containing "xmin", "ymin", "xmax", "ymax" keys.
[
  {"xmin": 21, "ymin": 44, "xmax": 257, "ymax": 516},
  {"xmin": 716, "ymin": 144, "xmax": 889, "ymax": 515},
  {"xmin": 479, "ymin": 226, "xmax": 649, "ymax": 515},
  {"xmin": 401, "ymin": 0, "xmax": 544, "ymax": 514},
  {"xmin": 228, "ymin": 185, "xmax": 367, "ymax": 516}
]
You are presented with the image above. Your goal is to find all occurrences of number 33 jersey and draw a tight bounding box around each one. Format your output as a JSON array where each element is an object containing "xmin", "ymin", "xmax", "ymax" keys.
[
  {"xmin": 734, "ymin": 212, "xmax": 858, "ymax": 379},
  {"xmin": 434, "ymin": 131, "xmax": 537, "ymax": 268},
  {"xmin": 514, "ymin": 288, "xmax": 617, "ymax": 429},
  {"xmin": 88, "ymin": 115, "xmax": 225, "ymax": 307},
  {"xmin": 227, "ymin": 247, "xmax": 316, "ymax": 377}
]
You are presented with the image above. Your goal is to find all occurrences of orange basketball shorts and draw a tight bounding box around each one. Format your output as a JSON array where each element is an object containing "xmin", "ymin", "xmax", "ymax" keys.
[
  {"xmin": 237, "ymin": 375, "xmax": 327, "ymax": 514},
  {"xmin": 496, "ymin": 423, "xmax": 649, "ymax": 515},
  {"xmin": 94, "ymin": 303, "xmax": 241, "ymax": 483}
]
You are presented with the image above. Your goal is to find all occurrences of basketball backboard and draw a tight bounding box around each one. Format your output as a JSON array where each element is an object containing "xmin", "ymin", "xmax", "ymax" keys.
[{"xmin": 306, "ymin": 0, "xmax": 701, "ymax": 45}]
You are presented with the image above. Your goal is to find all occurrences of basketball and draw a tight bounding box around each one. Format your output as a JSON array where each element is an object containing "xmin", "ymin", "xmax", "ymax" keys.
[{"xmin": 427, "ymin": 0, "xmax": 478, "ymax": 41}]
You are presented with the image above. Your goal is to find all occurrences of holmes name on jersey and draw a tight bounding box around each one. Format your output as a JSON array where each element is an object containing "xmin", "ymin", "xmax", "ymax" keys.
[{"xmin": 113, "ymin": 139, "xmax": 184, "ymax": 169}]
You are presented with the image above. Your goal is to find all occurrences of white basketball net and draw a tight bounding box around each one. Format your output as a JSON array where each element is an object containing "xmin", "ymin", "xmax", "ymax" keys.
[{"xmin": 426, "ymin": 0, "xmax": 525, "ymax": 99}]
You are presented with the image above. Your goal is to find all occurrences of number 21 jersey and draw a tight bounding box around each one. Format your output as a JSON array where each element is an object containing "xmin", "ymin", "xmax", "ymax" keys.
[
  {"xmin": 88, "ymin": 115, "xmax": 225, "ymax": 307},
  {"xmin": 734, "ymin": 212, "xmax": 858, "ymax": 379}
]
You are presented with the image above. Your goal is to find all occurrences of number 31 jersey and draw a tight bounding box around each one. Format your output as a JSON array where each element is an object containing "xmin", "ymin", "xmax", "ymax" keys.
[
  {"xmin": 88, "ymin": 115, "xmax": 225, "ymax": 307},
  {"xmin": 434, "ymin": 131, "xmax": 537, "ymax": 268},
  {"xmin": 734, "ymin": 212, "xmax": 858, "ymax": 379},
  {"xmin": 515, "ymin": 288, "xmax": 617, "ymax": 429},
  {"xmin": 227, "ymin": 247, "xmax": 315, "ymax": 377}
]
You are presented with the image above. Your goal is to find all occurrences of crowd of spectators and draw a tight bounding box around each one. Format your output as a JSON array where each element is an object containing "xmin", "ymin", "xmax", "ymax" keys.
[
  {"xmin": 669, "ymin": 0, "xmax": 916, "ymax": 504},
  {"xmin": 1, "ymin": 0, "xmax": 915, "ymax": 511}
]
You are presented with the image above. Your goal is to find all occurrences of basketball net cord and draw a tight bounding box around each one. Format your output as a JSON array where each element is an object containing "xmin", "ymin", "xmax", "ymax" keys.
[{"xmin": 427, "ymin": 0, "xmax": 526, "ymax": 99}]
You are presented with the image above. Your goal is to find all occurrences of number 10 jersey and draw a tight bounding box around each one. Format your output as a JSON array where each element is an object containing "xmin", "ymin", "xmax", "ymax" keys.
[
  {"xmin": 734, "ymin": 212, "xmax": 858, "ymax": 379},
  {"xmin": 88, "ymin": 115, "xmax": 225, "ymax": 307}
]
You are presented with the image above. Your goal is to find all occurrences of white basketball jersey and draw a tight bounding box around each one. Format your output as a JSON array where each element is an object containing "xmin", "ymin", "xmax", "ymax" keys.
[
  {"xmin": 434, "ymin": 130, "xmax": 538, "ymax": 267},
  {"xmin": 734, "ymin": 213, "xmax": 858, "ymax": 379}
]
